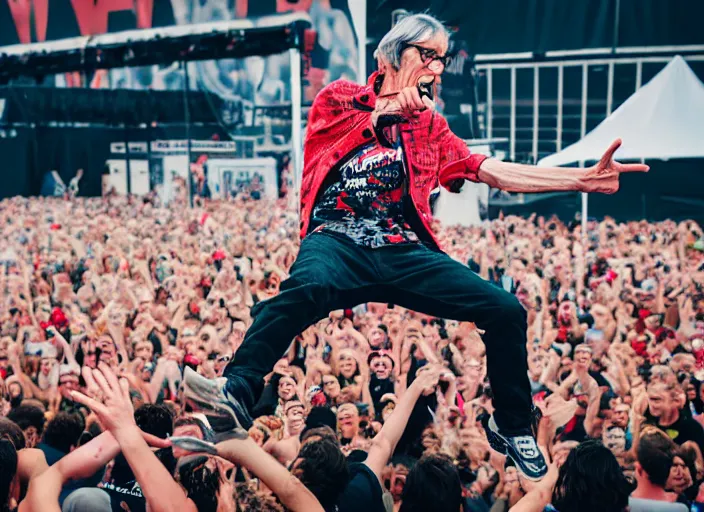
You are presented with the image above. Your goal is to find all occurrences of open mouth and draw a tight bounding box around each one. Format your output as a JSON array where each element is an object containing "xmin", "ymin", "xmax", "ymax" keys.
[{"xmin": 417, "ymin": 76, "xmax": 435, "ymax": 99}]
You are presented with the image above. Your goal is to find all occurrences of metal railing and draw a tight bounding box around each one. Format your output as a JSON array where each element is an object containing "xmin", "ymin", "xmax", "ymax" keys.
[{"xmin": 474, "ymin": 45, "xmax": 704, "ymax": 163}]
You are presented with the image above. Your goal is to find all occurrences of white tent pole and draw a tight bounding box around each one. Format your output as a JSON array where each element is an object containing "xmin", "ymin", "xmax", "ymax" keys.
[
  {"xmin": 556, "ymin": 64, "xmax": 564, "ymax": 151},
  {"xmin": 580, "ymin": 63, "xmax": 589, "ymax": 255},
  {"xmin": 581, "ymin": 193, "xmax": 588, "ymax": 244},
  {"xmin": 349, "ymin": 0, "xmax": 367, "ymax": 84},
  {"xmin": 510, "ymin": 66, "xmax": 516, "ymax": 161},
  {"xmin": 532, "ymin": 67, "xmax": 539, "ymax": 162},
  {"xmin": 606, "ymin": 61, "xmax": 615, "ymax": 117},
  {"xmin": 358, "ymin": 21, "xmax": 366, "ymax": 85},
  {"xmin": 487, "ymin": 68, "xmax": 493, "ymax": 140},
  {"xmin": 289, "ymin": 48, "xmax": 303, "ymax": 209}
]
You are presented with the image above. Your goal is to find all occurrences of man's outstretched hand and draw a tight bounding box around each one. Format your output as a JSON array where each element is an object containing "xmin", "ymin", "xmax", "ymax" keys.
[{"xmin": 579, "ymin": 138, "xmax": 649, "ymax": 194}]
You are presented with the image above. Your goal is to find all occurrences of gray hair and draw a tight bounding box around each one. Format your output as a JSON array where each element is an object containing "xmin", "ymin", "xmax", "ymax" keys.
[{"xmin": 374, "ymin": 13, "xmax": 449, "ymax": 70}]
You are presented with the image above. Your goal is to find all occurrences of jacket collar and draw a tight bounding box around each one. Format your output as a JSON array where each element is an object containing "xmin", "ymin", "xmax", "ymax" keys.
[
  {"xmin": 352, "ymin": 71, "xmax": 384, "ymax": 110},
  {"xmin": 367, "ymin": 70, "xmax": 383, "ymax": 90}
]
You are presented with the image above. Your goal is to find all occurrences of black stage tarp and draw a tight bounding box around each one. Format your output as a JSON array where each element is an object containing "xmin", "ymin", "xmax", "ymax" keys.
[
  {"xmin": 0, "ymin": 124, "xmax": 230, "ymax": 199},
  {"xmin": 368, "ymin": 0, "xmax": 704, "ymax": 56},
  {"xmin": 0, "ymin": 86, "xmax": 234, "ymax": 126}
]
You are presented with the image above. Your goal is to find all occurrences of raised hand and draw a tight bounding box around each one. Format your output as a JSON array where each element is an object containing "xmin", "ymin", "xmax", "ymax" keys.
[
  {"xmin": 413, "ymin": 364, "xmax": 442, "ymax": 396},
  {"xmin": 372, "ymin": 86, "xmax": 434, "ymax": 127},
  {"xmin": 580, "ymin": 139, "xmax": 649, "ymax": 194},
  {"xmin": 70, "ymin": 363, "xmax": 136, "ymax": 436}
]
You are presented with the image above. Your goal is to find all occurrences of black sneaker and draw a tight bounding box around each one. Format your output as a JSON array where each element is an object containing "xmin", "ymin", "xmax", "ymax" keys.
[
  {"xmin": 486, "ymin": 415, "xmax": 547, "ymax": 481},
  {"xmin": 182, "ymin": 368, "xmax": 255, "ymax": 432},
  {"xmin": 484, "ymin": 406, "xmax": 542, "ymax": 454}
]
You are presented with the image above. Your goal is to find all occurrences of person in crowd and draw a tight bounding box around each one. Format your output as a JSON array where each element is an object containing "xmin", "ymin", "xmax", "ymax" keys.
[
  {"xmin": 0, "ymin": 439, "xmax": 18, "ymax": 512},
  {"xmin": 511, "ymin": 440, "xmax": 634, "ymax": 512},
  {"xmin": 643, "ymin": 380, "xmax": 704, "ymax": 452},
  {"xmin": 68, "ymin": 170, "xmax": 84, "ymax": 200},
  {"xmin": 629, "ymin": 427, "xmax": 689, "ymax": 511},
  {"xmin": 666, "ymin": 450, "xmax": 697, "ymax": 505},
  {"xmin": 397, "ymin": 453, "xmax": 463, "ymax": 512},
  {"xmin": 37, "ymin": 412, "xmax": 85, "ymax": 466},
  {"xmin": 7, "ymin": 405, "xmax": 45, "ymax": 449}
]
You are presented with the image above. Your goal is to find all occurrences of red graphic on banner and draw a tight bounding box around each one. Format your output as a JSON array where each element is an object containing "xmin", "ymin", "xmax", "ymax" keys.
[
  {"xmin": 276, "ymin": 0, "xmax": 313, "ymax": 12},
  {"xmin": 7, "ymin": 0, "xmax": 31, "ymax": 44},
  {"xmin": 70, "ymin": 0, "xmax": 147, "ymax": 36},
  {"xmin": 6, "ymin": 0, "xmax": 322, "ymax": 42},
  {"xmin": 7, "ymin": 0, "xmax": 154, "ymax": 43}
]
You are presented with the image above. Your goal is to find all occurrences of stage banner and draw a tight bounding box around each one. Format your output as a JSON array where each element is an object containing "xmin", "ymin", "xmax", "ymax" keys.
[{"xmin": 0, "ymin": 0, "xmax": 359, "ymax": 106}]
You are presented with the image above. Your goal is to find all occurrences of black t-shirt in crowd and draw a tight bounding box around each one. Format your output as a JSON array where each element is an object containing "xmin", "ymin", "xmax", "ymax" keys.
[
  {"xmin": 369, "ymin": 375, "xmax": 394, "ymax": 414},
  {"xmin": 336, "ymin": 463, "xmax": 385, "ymax": 512},
  {"xmin": 589, "ymin": 370, "xmax": 613, "ymax": 391},
  {"xmin": 645, "ymin": 412, "xmax": 704, "ymax": 453}
]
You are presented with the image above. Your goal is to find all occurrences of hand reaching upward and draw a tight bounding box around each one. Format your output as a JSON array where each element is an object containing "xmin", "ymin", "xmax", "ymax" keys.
[{"xmin": 70, "ymin": 363, "xmax": 136, "ymax": 437}]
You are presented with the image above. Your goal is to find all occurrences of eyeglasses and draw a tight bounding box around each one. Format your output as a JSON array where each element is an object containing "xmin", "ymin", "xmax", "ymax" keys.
[{"xmin": 403, "ymin": 43, "xmax": 448, "ymax": 71}]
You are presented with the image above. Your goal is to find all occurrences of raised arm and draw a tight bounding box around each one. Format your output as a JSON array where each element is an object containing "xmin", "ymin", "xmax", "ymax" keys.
[
  {"xmin": 364, "ymin": 365, "xmax": 441, "ymax": 480},
  {"xmin": 20, "ymin": 430, "xmax": 169, "ymax": 512},
  {"xmin": 477, "ymin": 139, "xmax": 648, "ymax": 194},
  {"xmin": 19, "ymin": 436, "xmax": 116, "ymax": 512},
  {"xmin": 47, "ymin": 327, "xmax": 79, "ymax": 369},
  {"xmin": 216, "ymin": 437, "xmax": 324, "ymax": 512},
  {"xmin": 110, "ymin": 427, "xmax": 196, "ymax": 512},
  {"xmin": 509, "ymin": 462, "xmax": 559, "ymax": 512},
  {"xmin": 69, "ymin": 364, "xmax": 196, "ymax": 512}
]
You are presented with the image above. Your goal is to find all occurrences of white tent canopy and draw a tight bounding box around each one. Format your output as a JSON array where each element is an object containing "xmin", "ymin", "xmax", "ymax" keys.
[{"xmin": 539, "ymin": 55, "xmax": 704, "ymax": 166}]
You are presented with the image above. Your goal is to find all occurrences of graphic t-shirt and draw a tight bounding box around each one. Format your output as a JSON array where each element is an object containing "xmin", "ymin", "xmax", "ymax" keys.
[{"xmin": 311, "ymin": 142, "xmax": 419, "ymax": 248}]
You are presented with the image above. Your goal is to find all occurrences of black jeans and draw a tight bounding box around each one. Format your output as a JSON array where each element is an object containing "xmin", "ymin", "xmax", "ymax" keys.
[{"xmin": 224, "ymin": 232, "xmax": 531, "ymax": 434}]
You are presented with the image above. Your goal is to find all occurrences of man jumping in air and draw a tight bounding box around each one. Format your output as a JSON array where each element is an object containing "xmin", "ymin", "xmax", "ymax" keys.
[{"xmin": 185, "ymin": 13, "xmax": 648, "ymax": 481}]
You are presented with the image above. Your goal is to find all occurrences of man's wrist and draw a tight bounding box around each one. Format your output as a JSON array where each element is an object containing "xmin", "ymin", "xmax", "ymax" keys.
[
  {"xmin": 112, "ymin": 424, "xmax": 142, "ymax": 446},
  {"xmin": 576, "ymin": 168, "xmax": 590, "ymax": 192},
  {"xmin": 407, "ymin": 379, "xmax": 428, "ymax": 398}
]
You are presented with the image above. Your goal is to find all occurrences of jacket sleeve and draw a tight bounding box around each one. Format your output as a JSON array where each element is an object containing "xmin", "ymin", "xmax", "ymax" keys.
[{"xmin": 433, "ymin": 114, "xmax": 488, "ymax": 192}]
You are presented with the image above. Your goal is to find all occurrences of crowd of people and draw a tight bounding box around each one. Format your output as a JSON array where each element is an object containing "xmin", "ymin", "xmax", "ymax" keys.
[{"xmin": 1, "ymin": 192, "xmax": 704, "ymax": 512}]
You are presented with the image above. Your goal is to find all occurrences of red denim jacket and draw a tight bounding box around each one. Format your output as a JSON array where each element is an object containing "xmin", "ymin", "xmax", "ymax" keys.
[{"xmin": 300, "ymin": 72, "xmax": 488, "ymax": 249}]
